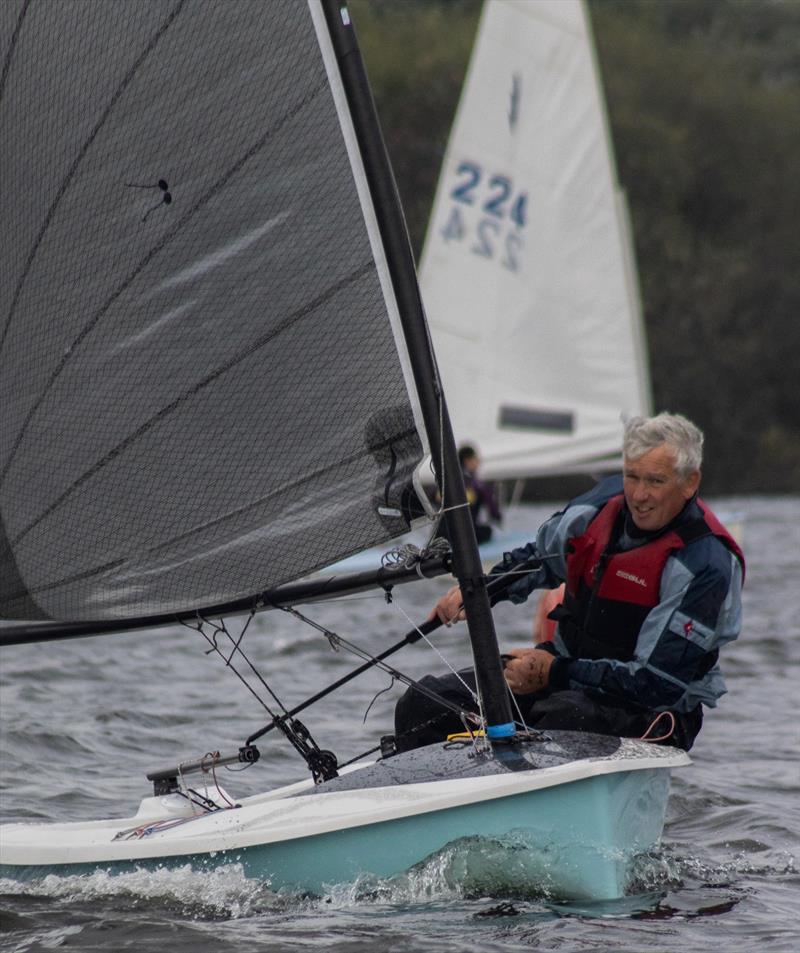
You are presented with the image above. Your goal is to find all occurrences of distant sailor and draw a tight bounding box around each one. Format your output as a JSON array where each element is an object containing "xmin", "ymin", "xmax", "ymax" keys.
[
  {"xmin": 395, "ymin": 413, "xmax": 745, "ymax": 752},
  {"xmin": 458, "ymin": 443, "xmax": 503, "ymax": 543},
  {"xmin": 437, "ymin": 443, "xmax": 502, "ymax": 545}
]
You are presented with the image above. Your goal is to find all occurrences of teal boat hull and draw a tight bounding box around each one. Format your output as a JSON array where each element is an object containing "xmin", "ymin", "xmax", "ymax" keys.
[{"xmin": 1, "ymin": 753, "xmax": 677, "ymax": 900}]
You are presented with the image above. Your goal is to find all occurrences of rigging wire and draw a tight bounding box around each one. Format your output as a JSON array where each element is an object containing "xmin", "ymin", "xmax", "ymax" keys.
[
  {"xmin": 182, "ymin": 602, "xmax": 482, "ymax": 780},
  {"xmin": 181, "ymin": 612, "xmax": 338, "ymax": 782},
  {"xmin": 178, "ymin": 542, "xmax": 570, "ymax": 779},
  {"xmin": 386, "ymin": 587, "xmax": 546, "ymax": 736},
  {"xmin": 277, "ymin": 594, "xmax": 533, "ymax": 760},
  {"xmin": 507, "ymin": 687, "xmax": 533, "ymax": 734},
  {"xmin": 184, "ymin": 612, "xmax": 287, "ymax": 721},
  {"xmin": 276, "ymin": 604, "xmax": 482, "ymax": 726},
  {"xmin": 390, "ymin": 599, "xmax": 478, "ymax": 704}
]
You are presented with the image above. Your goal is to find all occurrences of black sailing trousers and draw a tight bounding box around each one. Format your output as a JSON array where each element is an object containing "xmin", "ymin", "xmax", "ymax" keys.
[{"xmin": 393, "ymin": 669, "xmax": 702, "ymax": 753}]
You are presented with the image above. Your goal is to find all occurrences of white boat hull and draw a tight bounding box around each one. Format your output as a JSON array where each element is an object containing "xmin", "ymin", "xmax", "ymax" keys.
[{"xmin": 0, "ymin": 733, "xmax": 689, "ymax": 900}]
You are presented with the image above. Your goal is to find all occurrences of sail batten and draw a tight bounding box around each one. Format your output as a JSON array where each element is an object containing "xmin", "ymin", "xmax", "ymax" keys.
[{"xmin": 0, "ymin": 0, "xmax": 429, "ymax": 625}]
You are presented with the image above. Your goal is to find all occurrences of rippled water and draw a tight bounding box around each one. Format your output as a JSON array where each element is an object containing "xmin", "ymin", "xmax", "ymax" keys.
[{"xmin": 1, "ymin": 497, "xmax": 798, "ymax": 952}]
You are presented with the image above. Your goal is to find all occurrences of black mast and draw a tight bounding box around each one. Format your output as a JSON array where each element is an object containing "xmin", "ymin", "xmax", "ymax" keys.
[{"xmin": 320, "ymin": 0, "xmax": 514, "ymax": 738}]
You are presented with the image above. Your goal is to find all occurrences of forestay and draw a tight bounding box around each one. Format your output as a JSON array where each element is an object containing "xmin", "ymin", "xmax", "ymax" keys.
[
  {"xmin": 0, "ymin": 0, "xmax": 429, "ymax": 624},
  {"xmin": 419, "ymin": 0, "xmax": 652, "ymax": 480}
]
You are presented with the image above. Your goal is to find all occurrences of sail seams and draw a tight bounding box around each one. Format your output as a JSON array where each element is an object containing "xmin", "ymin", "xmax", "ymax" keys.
[
  {"xmin": 3, "ymin": 424, "xmax": 418, "ymax": 606},
  {"xmin": 0, "ymin": 73, "xmax": 330, "ymax": 490},
  {"xmin": 8, "ymin": 259, "xmax": 375, "ymax": 551},
  {"xmin": 0, "ymin": 0, "xmax": 188, "ymax": 361},
  {"xmin": 0, "ymin": 0, "xmax": 31, "ymax": 108}
]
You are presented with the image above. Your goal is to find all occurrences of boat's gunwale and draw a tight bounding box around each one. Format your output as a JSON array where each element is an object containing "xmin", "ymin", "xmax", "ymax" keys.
[{"xmin": 0, "ymin": 738, "xmax": 689, "ymax": 867}]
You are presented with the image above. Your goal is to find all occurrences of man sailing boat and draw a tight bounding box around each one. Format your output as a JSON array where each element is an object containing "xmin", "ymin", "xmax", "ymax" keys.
[{"xmin": 395, "ymin": 413, "xmax": 744, "ymax": 752}]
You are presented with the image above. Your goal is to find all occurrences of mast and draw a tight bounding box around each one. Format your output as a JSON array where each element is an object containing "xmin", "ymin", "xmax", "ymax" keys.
[{"xmin": 320, "ymin": 0, "xmax": 514, "ymax": 738}]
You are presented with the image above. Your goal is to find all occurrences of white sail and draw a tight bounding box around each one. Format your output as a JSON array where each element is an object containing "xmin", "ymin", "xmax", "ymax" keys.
[{"xmin": 419, "ymin": 0, "xmax": 651, "ymax": 481}]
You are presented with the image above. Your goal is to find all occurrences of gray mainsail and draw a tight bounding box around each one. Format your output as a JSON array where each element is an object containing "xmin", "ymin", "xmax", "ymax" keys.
[{"xmin": 0, "ymin": 1, "xmax": 429, "ymax": 623}]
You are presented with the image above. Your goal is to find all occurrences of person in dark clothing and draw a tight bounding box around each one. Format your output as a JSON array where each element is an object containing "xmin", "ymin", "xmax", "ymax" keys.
[
  {"xmin": 438, "ymin": 443, "xmax": 502, "ymax": 545},
  {"xmin": 395, "ymin": 413, "xmax": 744, "ymax": 752},
  {"xmin": 458, "ymin": 444, "xmax": 502, "ymax": 543}
]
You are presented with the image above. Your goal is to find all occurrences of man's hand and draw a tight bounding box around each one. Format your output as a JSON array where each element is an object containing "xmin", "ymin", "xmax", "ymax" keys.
[
  {"xmin": 503, "ymin": 648, "xmax": 554, "ymax": 695},
  {"xmin": 428, "ymin": 585, "xmax": 465, "ymax": 626}
]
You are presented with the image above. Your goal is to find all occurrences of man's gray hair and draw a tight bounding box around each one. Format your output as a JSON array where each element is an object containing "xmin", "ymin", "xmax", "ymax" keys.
[{"xmin": 623, "ymin": 413, "xmax": 704, "ymax": 479}]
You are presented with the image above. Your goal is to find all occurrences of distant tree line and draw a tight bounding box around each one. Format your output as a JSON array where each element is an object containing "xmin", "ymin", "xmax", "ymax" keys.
[{"xmin": 349, "ymin": 0, "xmax": 800, "ymax": 495}]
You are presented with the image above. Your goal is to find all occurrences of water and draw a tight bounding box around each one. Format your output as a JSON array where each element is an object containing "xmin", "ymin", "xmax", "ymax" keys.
[{"xmin": 1, "ymin": 497, "xmax": 798, "ymax": 952}]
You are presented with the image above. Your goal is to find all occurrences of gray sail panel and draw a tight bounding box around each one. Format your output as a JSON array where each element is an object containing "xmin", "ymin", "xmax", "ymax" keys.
[{"xmin": 0, "ymin": 0, "xmax": 425, "ymax": 622}]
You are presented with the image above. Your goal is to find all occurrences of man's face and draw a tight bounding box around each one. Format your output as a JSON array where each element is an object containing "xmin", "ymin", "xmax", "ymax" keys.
[{"xmin": 623, "ymin": 443, "xmax": 700, "ymax": 532}]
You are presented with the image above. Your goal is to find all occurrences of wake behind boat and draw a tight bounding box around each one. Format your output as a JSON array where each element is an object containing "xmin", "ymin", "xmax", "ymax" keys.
[{"xmin": 0, "ymin": 0, "xmax": 689, "ymax": 901}]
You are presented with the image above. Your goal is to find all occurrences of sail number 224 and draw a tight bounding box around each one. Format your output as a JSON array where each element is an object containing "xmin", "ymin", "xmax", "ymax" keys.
[{"xmin": 439, "ymin": 160, "xmax": 528, "ymax": 272}]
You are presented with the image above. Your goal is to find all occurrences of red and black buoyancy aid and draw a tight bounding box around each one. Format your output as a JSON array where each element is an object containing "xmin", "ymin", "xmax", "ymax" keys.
[{"xmin": 554, "ymin": 495, "xmax": 745, "ymax": 662}]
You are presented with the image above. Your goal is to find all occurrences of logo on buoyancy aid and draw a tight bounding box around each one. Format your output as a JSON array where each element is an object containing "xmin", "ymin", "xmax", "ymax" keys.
[{"xmin": 615, "ymin": 569, "xmax": 647, "ymax": 588}]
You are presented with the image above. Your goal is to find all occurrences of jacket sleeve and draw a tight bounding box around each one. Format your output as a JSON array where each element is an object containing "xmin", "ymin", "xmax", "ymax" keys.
[
  {"xmin": 488, "ymin": 476, "xmax": 624, "ymax": 604},
  {"xmin": 548, "ymin": 542, "xmax": 744, "ymax": 712}
]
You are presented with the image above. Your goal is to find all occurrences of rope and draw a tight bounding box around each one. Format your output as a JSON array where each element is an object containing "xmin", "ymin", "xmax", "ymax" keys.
[
  {"xmin": 487, "ymin": 549, "xmax": 571, "ymax": 581},
  {"xmin": 278, "ymin": 605, "xmax": 481, "ymax": 724},
  {"xmin": 391, "ymin": 598, "xmax": 478, "ymax": 705},
  {"xmin": 182, "ymin": 613, "xmax": 287, "ymax": 723},
  {"xmin": 362, "ymin": 677, "xmax": 396, "ymax": 723},
  {"xmin": 200, "ymin": 751, "xmax": 236, "ymax": 808},
  {"xmin": 337, "ymin": 745, "xmax": 382, "ymax": 769},
  {"xmin": 181, "ymin": 614, "xmax": 337, "ymax": 781},
  {"xmin": 177, "ymin": 761, "xmax": 201, "ymax": 816},
  {"xmin": 380, "ymin": 535, "xmax": 451, "ymax": 571},
  {"xmin": 640, "ymin": 710, "xmax": 676, "ymax": 742}
]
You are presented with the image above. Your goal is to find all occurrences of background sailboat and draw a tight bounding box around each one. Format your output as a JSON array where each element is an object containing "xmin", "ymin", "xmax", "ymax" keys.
[
  {"xmin": 326, "ymin": 0, "xmax": 650, "ymax": 572},
  {"xmin": 420, "ymin": 0, "xmax": 651, "ymax": 483}
]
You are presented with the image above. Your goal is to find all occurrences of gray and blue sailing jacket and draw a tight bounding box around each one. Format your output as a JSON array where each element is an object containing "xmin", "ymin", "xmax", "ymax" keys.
[{"xmin": 490, "ymin": 476, "xmax": 745, "ymax": 714}]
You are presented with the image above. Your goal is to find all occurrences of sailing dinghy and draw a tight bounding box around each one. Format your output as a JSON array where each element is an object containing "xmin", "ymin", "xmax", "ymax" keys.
[
  {"xmin": 419, "ymin": 0, "xmax": 652, "ymax": 483},
  {"xmin": 0, "ymin": 0, "xmax": 688, "ymax": 900}
]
